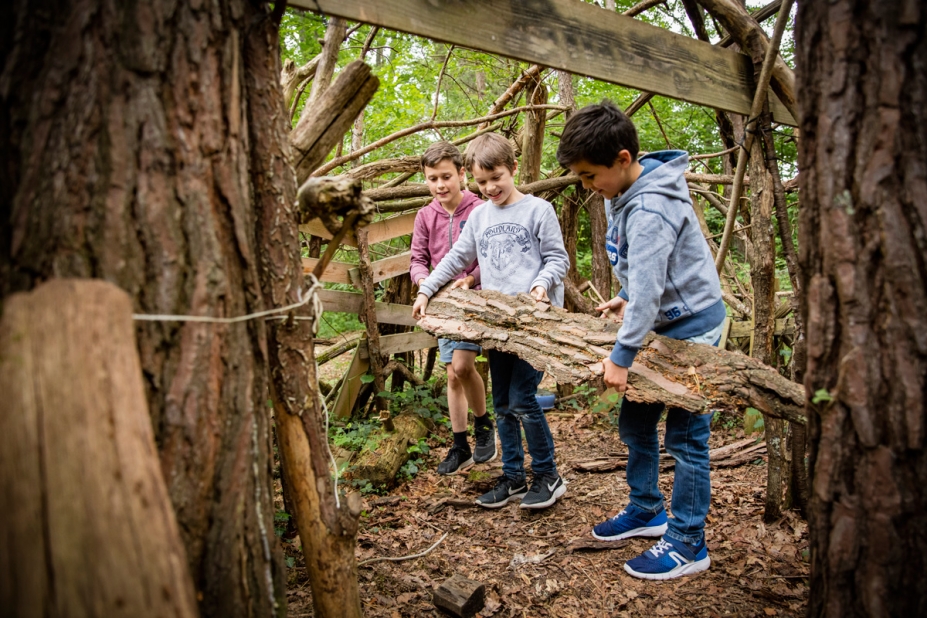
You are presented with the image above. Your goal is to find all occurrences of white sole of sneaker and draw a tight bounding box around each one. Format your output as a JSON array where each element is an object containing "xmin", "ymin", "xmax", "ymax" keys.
[
  {"xmin": 437, "ymin": 456, "xmax": 474, "ymax": 476},
  {"xmin": 519, "ymin": 483, "xmax": 567, "ymax": 509},
  {"xmin": 623, "ymin": 556, "xmax": 711, "ymax": 580},
  {"xmin": 592, "ymin": 522, "xmax": 668, "ymax": 542},
  {"xmin": 475, "ymin": 492, "xmax": 527, "ymax": 509}
]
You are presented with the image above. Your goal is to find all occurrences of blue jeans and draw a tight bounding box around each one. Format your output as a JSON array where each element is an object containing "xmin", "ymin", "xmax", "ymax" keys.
[
  {"xmin": 618, "ymin": 330, "xmax": 720, "ymax": 545},
  {"xmin": 488, "ymin": 350, "xmax": 557, "ymax": 480},
  {"xmin": 619, "ymin": 402, "xmax": 711, "ymax": 544}
]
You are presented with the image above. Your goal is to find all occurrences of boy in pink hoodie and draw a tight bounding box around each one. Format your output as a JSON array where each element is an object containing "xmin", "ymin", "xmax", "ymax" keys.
[{"xmin": 410, "ymin": 141, "xmax": 495, "ymax": 473}]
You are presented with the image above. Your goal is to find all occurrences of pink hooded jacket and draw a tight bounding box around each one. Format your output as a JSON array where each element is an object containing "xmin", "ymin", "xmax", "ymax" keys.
[{"xmin": 409, "ymin": 190, "xmax": 482, "ymax": 287}]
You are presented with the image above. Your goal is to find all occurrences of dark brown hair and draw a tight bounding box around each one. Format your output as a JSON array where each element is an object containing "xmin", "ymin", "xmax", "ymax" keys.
[{"xmin": 556, "ymin": 99, "xmax": 640, "ymax": 167}]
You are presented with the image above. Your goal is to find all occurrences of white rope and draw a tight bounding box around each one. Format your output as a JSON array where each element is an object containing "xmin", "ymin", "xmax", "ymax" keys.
[{"xmin": 132, "ymin": 274, "xmax": 323, "ymax": 325}]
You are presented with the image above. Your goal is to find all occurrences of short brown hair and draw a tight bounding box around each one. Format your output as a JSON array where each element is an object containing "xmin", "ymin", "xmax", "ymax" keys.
[
  {"xmin": 464, "ymin": 133, "xmax": 516, "ymax": 173},
  {"xmin": 556, "ymin": 99, "xmax": 639, "ymax": 167},
  {"xmin": 421, "ymin": 141, "xmax": 463, "ymax": 171}
]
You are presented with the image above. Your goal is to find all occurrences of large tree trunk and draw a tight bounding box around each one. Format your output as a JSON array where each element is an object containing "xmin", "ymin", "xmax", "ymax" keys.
[
  {"xmin": 0, "ymin": 2, "xmax": 286, "ymax": 615},
  {"xmin": 0, "ymin": 280, "xmax": 198, "ymax": 618},
  {"xmin": 797, "ymin": 1, "xmax": 927, "ymax": 615}
]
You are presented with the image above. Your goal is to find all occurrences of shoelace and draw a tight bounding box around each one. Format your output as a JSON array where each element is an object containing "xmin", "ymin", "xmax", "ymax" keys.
[
  {"xmin": 648, "ymin": 539, "xmax": 672, "ymax": 557},
  {"xmin": 613, "ymin": 508, "xmax": 628, "ymax": 521}
]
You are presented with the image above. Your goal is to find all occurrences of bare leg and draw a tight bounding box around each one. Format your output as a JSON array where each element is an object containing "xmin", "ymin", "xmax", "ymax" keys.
[
  {"xmin": 451, "ymin": 349, "xmax": 486, "ymax": 423},
  {"xmin": 446, "ymin": 363, "xmax": 470, "ymax": 433}
]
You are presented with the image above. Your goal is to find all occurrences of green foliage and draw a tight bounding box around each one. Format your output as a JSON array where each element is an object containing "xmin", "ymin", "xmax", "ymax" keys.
[
  {"xmin": 377, "ymin": 377, "xmax": 449, "ymax": 425},
  {"xmin": 273, "ymin": 510, "xmax": 291, "ymax": 537},
  {"xmin": 812, "ymin": 389, "xmax": 834, "ymax": 405},
  {"xmin": 330, "ymin": 419, "xmax": 380, "ymax": 452}
]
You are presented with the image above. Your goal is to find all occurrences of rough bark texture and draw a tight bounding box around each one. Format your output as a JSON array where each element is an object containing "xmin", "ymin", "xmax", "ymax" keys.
[
  {"xmin": 0, "ymin": 280, "xmax": 198, "ymax": 618},
  {"xmin": 419, "ymin": 288, "xmax": 806, "ymax": 424},
  {"xmin": 518, "ymin": 72, "xmax": 547, "ymax": 186},
  {"xmin": 0, "ymin": 2, "xmax": 286, "ymax": 615},
  {"xmin": 350, "ymin": 414, "xmax": 432, "ymax": 486},
  {"xmin": 247, "ymin": 14, "xmax": 365, "ymax": 618},
  {"xmin": 797, "ymin": 1, "xmax": 927, "ymax": 615}
]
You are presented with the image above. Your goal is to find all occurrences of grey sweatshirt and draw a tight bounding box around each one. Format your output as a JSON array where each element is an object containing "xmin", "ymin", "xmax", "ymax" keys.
[
  {"xmin": 418, "ymin": 194, "xmax": 569, "ymax": 307},
  {"xmin": 608, "ymin": 150, "xmax": 725, "ymax": 367}
]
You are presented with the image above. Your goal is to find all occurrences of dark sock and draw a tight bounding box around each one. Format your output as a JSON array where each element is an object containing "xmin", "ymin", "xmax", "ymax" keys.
[
  {"xmin": 453, "ymin": 430, "xmax": 470, "ymax": 451},
  {"xmin": 474, "ymin": 414, "xmax": 492, "ymax": 429}
]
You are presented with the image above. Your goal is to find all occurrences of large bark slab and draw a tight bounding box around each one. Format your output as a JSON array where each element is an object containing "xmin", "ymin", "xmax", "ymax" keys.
[{"xmin": 418, "ymin": 289, "xmax": 805, "ymax": 424}]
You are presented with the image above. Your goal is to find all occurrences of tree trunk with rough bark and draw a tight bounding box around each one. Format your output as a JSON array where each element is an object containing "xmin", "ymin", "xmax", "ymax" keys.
[
  {"xmin": 797, "ymin": 1, "xmax": 927, "ymax": 615},
  {"xmin": 0, "ymin": 2, "xmax": 288, "ymax": 615}
]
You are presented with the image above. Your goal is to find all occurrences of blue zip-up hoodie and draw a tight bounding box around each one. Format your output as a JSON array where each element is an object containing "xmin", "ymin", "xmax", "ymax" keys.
[{"xmin": 607, "ymin": 150, "xmax": 725, "ymax": 367}]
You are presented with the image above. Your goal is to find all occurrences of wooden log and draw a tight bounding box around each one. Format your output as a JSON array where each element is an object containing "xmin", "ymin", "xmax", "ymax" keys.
[
  {"xmin": 0, "ymin": 279, "xmax": 197, "ymax": 617},
  {"xmin": 348, "ymin": 414, "xmax": 432, "ymax": 486},
  {"xmin": 417, "ymin": 288, "xmax": 806, "ymax": 424},
  {"xmin": 290, "ymin": 60, "xmax": 380, "ymax": 185},
  {"xmin": 433, "ymin": 574, "xmax": 486, "ymax": 618}
]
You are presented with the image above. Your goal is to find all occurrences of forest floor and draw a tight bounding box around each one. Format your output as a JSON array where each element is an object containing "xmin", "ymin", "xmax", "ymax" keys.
[{"xmin": 283, "ymin": 350, "xmax": 810, "ymax": 617}]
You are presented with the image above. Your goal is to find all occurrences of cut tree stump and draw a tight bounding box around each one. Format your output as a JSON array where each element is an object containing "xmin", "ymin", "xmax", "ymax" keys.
[
  {"xmin": 433, "ymin": 574, "xmax": 486, "ymax": 618},
  {"xmin": 0, "ymin": 279, "xmax": 198, "ymax": 617},
  {"xmin": 418, "ymin": 288, "xmax": 805, "ymax": 425}
]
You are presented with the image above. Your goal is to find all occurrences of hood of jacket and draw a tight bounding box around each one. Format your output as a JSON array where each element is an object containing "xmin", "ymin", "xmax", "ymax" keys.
[{"xmin": 609, "ymin": 150, "xmax": 690, "ymax": 216}]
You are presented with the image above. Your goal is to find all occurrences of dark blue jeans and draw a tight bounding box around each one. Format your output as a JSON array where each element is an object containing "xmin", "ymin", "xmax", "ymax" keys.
[
  {"xmin": 488, "ymin": 350, "xmax": 557, "ymax": 480},
  {"xmin": 619, "ymin": 400, "xmax": 712, "ymax": 545}
]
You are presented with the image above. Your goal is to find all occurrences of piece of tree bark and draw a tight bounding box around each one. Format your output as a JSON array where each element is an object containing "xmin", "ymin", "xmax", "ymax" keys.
[
  {"xmin": 0, "ymin": 280, "xmax": 198, "ymax": 618},
  {"xmin": 519, "ymin": 71, "xmax": 548, "ymax": 185},
  {"xmin": 302, "ymin": 16, "xmax": 347, "ymax": 119},
  {"xmin": 797, "ymin": 1, "xmax": 927, "ymax": 614},
  {"xmin": 349, "ymin": 414, "xmax": 432, "ymax": 486},
  {"xmin": 0, "ymin": 3, "xmax": 287, "ymax": 614},
  {"xmin": 418, "ymin": 289, "xmax": 806, "ymax": 424},
  {"xmin": 433, "ymin": 574, "xmax": 486, "ymax": 618}
]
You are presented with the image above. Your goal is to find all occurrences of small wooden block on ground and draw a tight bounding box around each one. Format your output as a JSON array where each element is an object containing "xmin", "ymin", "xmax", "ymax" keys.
[{"xmin": 433, "ymin": 574, "xmax": 485, "ymax": 618}]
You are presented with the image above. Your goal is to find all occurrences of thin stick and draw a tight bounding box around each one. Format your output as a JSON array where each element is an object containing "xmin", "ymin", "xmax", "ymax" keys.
[
  {"xmin": 357, "ymin": 532, "xmax": 449, "ymax": 567},
  {"xmin": 714, "ymin": 0, "xmax": 795, "ymax": 273},
  {"xmin": 431, "ymin": 45, "xmax": 455, "ymax": 121}
]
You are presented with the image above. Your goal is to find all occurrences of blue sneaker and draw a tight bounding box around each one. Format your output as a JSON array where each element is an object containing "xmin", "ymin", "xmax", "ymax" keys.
[
  {"xmin": 624, "ymin": 536, "xmax": 711, "ymax": 580},
  {"xmin": 592, "ymin": 504, "xmax": 668, "ymax": 541}
]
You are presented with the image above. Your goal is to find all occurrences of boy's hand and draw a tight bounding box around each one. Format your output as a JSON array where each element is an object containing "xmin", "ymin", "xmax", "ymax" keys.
[
  {"xmin": 602, "ymin": 358, "xmax": 629, "ymax": 392},
  {"xmin": 412, "ymin": 293, "xmax": 430, "ymax": 320},
  {"xmin": 449, "ymin": 275, "xmax": 475, "ymax": 290},
  {"xmin": 530, "ymin": 286, "xmax": 550, "ymax": 303},
  {"xmin": 596, "ymin": 295, "xmax": 627, "ymax": 322},
  {"xmin": 417, "ymin": 278, "xmax": 426, "ymax": 287}
]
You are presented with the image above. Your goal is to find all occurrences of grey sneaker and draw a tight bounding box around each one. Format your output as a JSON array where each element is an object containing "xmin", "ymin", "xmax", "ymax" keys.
[
  {"xmin": 472, "ymin": 424, "xmax": 497, "ymax": 463},
  {"xmin": 475, "ymin": 475, "xmax": 527, "ymax": 508},
  {"xmin": 437, "ymin": 446, "xmax": 473, "ymax": 475},
  {"xmin": 520, "ymin": 473, "xmax": 566, "ymax": 509}
]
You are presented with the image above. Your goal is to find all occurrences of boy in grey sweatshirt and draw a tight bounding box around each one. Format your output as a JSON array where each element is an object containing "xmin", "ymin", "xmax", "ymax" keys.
[
  {"xmin": 557, "ymin": 101, "xmax": 724, "ymax": 580},
  {"xmin": 413, "ymin": 133, "xmax": 570, "ymax": 510}
]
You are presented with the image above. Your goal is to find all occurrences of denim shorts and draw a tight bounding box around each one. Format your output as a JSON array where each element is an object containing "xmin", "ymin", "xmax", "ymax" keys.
[{"xmin": 437, "ymin": 338, "xmax": 481, "ymax": 363}]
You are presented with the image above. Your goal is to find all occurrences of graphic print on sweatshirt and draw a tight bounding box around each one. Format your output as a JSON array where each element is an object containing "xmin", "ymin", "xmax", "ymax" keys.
[
  {"xmin": 606, "ymin": 224, "xmax": 627, "ymax": 265},
  {"xmin": 478, "ymin": 223, "xmax": 533, "ymax": 277}
]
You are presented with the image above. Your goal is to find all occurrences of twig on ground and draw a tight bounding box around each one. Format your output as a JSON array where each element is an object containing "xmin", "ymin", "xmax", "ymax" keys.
[{"xmin": 357, "ymin": 532, "xmax": 449, "ymax": 567}]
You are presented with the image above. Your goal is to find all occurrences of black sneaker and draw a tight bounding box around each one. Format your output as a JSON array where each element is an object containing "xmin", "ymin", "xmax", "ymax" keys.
[
  {"xmin": 437, "ymin": 446, "xmax": 473, "ymax": 475},
  {"xmin": 475, "ymin": 475, "xmax": 527, "ymax": 508},
  {"xmin": 520, "ymin": 473, "xmax": 566, "ymax": 509},
  {"xmin": 472, "ymin": 423, "xmax": 497, "ymax": 463}
]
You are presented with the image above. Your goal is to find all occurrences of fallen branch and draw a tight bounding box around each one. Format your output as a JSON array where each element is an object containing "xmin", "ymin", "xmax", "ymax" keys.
[
  {"xmin": 417, "ymin": 288, "xmax": 806, "ymax": 425},
  {"xmin": 357, "ymin": 532, "xmax": 449, "ymax": 567}
]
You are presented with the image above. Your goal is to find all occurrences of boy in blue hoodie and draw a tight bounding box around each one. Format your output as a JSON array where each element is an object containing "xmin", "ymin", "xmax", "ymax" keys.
[{"xmin": 557, "ymin": 101, "xmax": 725, "ymax": 580}]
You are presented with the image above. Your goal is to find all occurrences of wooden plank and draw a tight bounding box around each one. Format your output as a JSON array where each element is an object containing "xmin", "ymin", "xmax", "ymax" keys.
[
  {"xmin": 317, "ymin": 289, "xmax": 418, "ymax": 327},
  {"xmin": 365, "ymin": 212, "xmax": 417, "ymax": 245},
  {"xmin": 359, "ymin": 331, "xmax": 437, "ymax": 359},
  {"xmin": 348, "ymin": 252, "xmax": 411, "ymax": 287},
  {"xmin": 301, "ymin": 258, "xmax": 355, "ymax": 284},
  {"xmin": 298, "ymin": 219, "xmax": 358, "ymax": 247},
  {"xmin": 330, "ymin": 346, "xmax": 370, "ymax": 420},
  {"xmin": 290, "ymin": 0, "xmax": 795, "ymax": 126}
]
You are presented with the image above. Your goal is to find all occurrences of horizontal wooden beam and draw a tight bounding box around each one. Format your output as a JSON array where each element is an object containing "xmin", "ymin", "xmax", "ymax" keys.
[
  {"xmin": 348, "ymin": 252, "xmax": 411, "ymax": 287},
  {"xmin": 299, "ymin": 211, "xmax": 417, "ymax": 247},
  {"xmin": 729, "ymin": 317, "xmax": 796, "ymax": 339},
  {"xmin": 301, "ymin": 258, "xmax": 355, "ymax": 284},
  {"xmin": 317, "ymin": 289, "xmax": 417, "ymax": 326},
  {"xmin": 359, "ymin": 331, "xmax": 437, "ymax": 359},
  {"xmin": 289, "ymin": 0, "xmax": 795, "ymax": 126}
]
